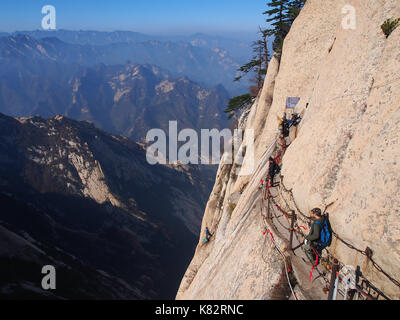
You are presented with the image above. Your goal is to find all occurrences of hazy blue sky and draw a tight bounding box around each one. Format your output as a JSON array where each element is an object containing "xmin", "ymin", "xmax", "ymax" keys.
[{"xmin": 0, "ymin": 0, "xmax": 268, "ymax": 38}]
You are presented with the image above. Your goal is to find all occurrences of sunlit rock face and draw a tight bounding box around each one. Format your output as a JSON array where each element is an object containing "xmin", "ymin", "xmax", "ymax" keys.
[{"xmin": 177, "ymin": 0, "xmax": 400, "ymax": 300}]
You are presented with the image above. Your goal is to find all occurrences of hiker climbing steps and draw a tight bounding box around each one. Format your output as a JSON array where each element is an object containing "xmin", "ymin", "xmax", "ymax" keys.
[
  {"xmin": 256, "ymin": 105, "xmax": 399, "ymax": 300},
  {"xmin": 193, "ymin": 99, "xmax": 398, "ymax": 300}
]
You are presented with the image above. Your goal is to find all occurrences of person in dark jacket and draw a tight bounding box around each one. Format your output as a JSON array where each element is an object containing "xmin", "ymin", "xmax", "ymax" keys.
[
  {"xmin": 288, "ymin": 113, "xmax": 301, "ymax": 141},
  {"xmin": 268, "ymin": 157, "xmax": 280, "ymax": 186},
  {"xmin": 205, "ymin": 227, "xmax": 212, "ymax": 240},
  {"xmin": 304, "ymin": 208, "xmax": 324, "ymax": 263},
  {"xmin": 290, "ymin": 113, "xmax": 301, "ymax": 127},
  {"xmin": 281, "ymin": 113, "xmax": 290, "ymax": 138},
  {"xmin": 203, "ymin": 227, "xmax": 213, "ymax": 243}
]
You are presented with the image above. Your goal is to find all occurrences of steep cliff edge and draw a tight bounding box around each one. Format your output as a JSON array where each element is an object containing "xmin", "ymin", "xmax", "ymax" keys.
[
  {"xmin": 0, "ymin": 113, "xmax": 210, "ymax": 299},
  {"xmin": 177, "ymin": 0, "xmax": 400, "ymax": 300}
]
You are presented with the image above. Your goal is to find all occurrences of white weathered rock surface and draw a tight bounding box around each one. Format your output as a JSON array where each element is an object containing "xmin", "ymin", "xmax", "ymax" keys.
[{"xmin": 177, "ymin": 0, "xmax": 400, "ymax": 300}]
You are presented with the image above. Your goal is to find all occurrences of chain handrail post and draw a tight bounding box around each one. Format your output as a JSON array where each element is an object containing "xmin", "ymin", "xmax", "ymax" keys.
[
  {"xmin": 289, "ymin": 211, "xmax": 296, "ymax": 251},
  {"xmin": 328, "ymin": 259, "xmax": 339, "ymax": 300}
]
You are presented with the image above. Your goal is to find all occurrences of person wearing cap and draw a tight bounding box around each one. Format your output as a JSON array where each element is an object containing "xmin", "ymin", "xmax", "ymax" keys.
[{"xmin": 304, "ymin": 208, "xmax": 324, "ymax": 262}]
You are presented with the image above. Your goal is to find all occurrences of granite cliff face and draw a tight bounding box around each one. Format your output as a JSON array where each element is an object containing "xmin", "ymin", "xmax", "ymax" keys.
[{"xmin": 177, "ymin": 0, "xmax": 400, "ymax": 300}]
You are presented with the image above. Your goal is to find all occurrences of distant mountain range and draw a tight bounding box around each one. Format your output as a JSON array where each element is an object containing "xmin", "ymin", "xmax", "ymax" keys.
[
  {"xmin": 0, "ymin": 31, "xmax": 236, "ymax": 299},
  {"xmin": 0, "ymin": 34, "xmax": 230, "ymax": 142},
  {"xmin": 0, "ymin": 32, "xmax": 250, "ymax": 95},
  {"xmin": 70, "ymin": 64, "xmax": 231, "ymax": 142},
  {"xmin": 11, "ymin": 30, "xmax": 253, "ymax": 61},
  {"xmin": 0, "ymin": 112, "xmax": 212, "ymax": 299}
]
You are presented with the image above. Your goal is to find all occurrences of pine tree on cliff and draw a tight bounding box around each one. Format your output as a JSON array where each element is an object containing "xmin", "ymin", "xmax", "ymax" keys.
[
  {"xmin": 224, "ymin": 0, "xmax": 306, "ymax": 122},
  {"xmin": 250, "ymin": 28, "xmax": 270, "ymax": 94},
  {"xmin": 264, "ymin": 0, "xmax": 290, "ymax": 54},
  {"xmin": 224, "ymin": 94, "xmax": 253, "ymax": 120},
  {"xmin": 286, "ymin": 0, "xmax": 306, "ymax": 25},
  {"xmin": 225, "ymin": 29, "xmax": 269, "ymax": 123},
  {"xmin": 234, "ymin": 27, "xmax": 270, "ymax": 94},
  {"xmin": 264, "ymin": 0, "xmax": 306, "ymax": 56}
]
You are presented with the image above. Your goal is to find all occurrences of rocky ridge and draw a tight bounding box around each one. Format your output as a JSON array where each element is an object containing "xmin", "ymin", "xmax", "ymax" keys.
[{"xmin": 0, "ymin": 112, "xmax": 210, "ymax": 299}]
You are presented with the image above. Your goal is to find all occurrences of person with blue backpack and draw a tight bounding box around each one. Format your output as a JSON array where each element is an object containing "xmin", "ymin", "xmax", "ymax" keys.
[
  {"xmin": 203, "ymin": 227, "xmax": 213, "ymax": 244},
  {"xmin": 304, "ymin": 208, "xmax": 332, "ymax": 264}
]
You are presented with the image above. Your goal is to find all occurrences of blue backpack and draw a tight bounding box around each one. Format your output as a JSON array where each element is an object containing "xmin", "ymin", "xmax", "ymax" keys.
[{"xmin": 315, "ymin": 215, "xmax": 332, "ymax": 249}]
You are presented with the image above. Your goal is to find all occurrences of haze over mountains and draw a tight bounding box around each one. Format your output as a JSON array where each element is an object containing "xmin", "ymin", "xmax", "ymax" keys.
[
  {"xmin": 0, "ymin": 112, "xmax": 213, "ymax": 299},
  {"xmin": 0, "ymin": 28, "xmax": 248, "ymax": 299},
  {"xmin": 0, "ymin": 32, "xmax": 248, "ymax": 141},
  {"xmin": 11, "ymin": 30, "xmax": 253, "ymax": 60},
  {"xmin": 0, "ymin": 31, "xmax": 251, "ymax": 96}
]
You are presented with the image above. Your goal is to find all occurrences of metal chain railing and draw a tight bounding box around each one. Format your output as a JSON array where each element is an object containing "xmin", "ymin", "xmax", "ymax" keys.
[
  {"xmin": 260, "ymin": 196, "xmax": 298, "ymax": 300},
  {"xmin": 279, "ymin": 175, "xmax": 400, "ymax": 290},
  {"xmin": 258, "ymin": 131, "xmax": 399, "ymax": 299}
]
